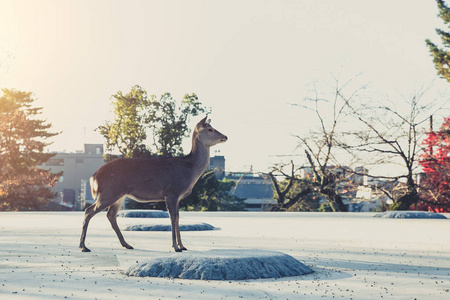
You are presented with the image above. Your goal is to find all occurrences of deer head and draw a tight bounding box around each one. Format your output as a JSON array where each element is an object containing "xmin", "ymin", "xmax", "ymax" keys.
[{"xmin": 194, "ymin": 116, "xmax": 228, "ymax": 147}]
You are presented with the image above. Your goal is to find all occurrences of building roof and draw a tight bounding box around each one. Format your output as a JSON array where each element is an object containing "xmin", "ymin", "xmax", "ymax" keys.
[{"xmin": 232, "ymin": 183, "xmax": 274, "ymax": 199}]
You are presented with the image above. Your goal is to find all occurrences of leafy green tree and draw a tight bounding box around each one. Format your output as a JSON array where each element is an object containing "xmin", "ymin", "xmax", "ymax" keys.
[
  {"xmin": 0, "ymin": 89, "xmax": 60, "ymax": 210},
  {"xmin": 147, "ymin": 93, "xmax": 208, "ymax": 157},
  {"xmin": 181, "ymin": 171, "xmax": 246, "ymax": 211},
  {"xmin": 98, "ymin": 85, "xmax": 151, "ymax": 160},
  {"xmin": 98, "ymin": 86, "xmax": 207, "ymax": 159},
  {"xmin": 426, "ymin": 0, "xmax": 450, "ymax": 82}
]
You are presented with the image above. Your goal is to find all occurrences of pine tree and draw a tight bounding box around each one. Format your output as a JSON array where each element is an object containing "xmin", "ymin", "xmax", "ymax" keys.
[
  {"xmin": 426, "ymin": 0, "xmax": 450, "ymax": 82},
  {"xmin": 0, "ymin": 89, "xmax": 60, "ymax": 210}
]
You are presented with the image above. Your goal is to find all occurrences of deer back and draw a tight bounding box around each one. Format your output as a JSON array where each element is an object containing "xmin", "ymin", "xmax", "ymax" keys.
[{"xmin": 93, "ymin": 156, "xmax": 198, "ymax": 201}]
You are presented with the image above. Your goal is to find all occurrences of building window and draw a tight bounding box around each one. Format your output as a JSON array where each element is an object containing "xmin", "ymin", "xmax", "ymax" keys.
[
  {"xmin": 245, "ymin": 203, "xmax": 262, "ymax": 209},
  {"xmin": 46, "ymin": 158, "xmax": 64, "ymax": 166},
  {"xmin": 76, "ymin": 158, "xmax": 84, "ymax": 164}
]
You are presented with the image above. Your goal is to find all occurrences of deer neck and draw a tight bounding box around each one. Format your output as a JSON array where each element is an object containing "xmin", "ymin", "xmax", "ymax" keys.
[{"xmin": 188, "ymin": 137, "xmax": 210, "ymax": 178}]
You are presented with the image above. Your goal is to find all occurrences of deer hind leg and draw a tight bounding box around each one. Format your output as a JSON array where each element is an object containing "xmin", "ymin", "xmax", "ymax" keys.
[
  {"xmin": 80, "ymin": 201, "xmax": 109, "ymax": 252},
  {"xmin": 106, "ymin": 198, "xmax": 133, "ymax": 250},
  {"xmin": 166, "ymin": 197, "xmax": 183, "ymax": 252}
]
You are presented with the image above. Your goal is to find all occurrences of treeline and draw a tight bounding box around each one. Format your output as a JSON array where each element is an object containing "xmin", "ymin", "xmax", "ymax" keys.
[{"xmin": 0, "ymin": 86, "xmax": 243, "ymax": 211}]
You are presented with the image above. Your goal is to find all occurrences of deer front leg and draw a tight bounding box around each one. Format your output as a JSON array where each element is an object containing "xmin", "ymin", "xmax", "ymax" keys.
[
  {"xmin": 166, "ymin": 197, "xmax": 182, "ymax": 252},
  {"xmin": 175, "ymin": 213, "xmax": 187, "ymax": 251}
]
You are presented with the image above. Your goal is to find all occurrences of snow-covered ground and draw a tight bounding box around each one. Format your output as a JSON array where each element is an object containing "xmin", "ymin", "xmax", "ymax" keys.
[{"xmin": 0, "ymin": 211, "xmax": 449, "ymax": 299}]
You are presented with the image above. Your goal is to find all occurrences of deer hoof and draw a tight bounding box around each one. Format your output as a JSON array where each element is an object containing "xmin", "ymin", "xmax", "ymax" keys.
[
  {"xmin": 81, "ymin": 247, "xmax": 91, "ymax": 252},
  {"xmin": 181, "ymin": 247, "xmax": 187, "ymax": 251},
  {"xmin": 175, "ymin": 248, "xmax": 183, "ymax": 252},
  {"xmin": 123, "ymin": 244, "xmax": 134, "ymax": 250}
]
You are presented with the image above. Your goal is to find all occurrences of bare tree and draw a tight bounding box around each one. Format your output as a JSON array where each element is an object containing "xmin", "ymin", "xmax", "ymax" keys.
[
  {"xmin": 341, "ymin": 87, "xmax": 448, "ymax": 210},
  {"xmin": 291, "ymin": 74, "xmax": 372, "ymax": 212},
  {"xmin": 267, "ymin": 161, "xmax": 312, "ymax": 211}
]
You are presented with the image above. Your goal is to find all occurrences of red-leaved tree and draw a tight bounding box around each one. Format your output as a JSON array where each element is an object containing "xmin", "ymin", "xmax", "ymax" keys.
[{"xmin": 418, "ymin": 117, "xmax": 450, "ymax": 212}]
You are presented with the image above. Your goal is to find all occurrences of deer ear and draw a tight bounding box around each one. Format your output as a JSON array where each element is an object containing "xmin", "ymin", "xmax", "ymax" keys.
[{"xmin": 197, "ymin": 116, "xmax": 208, "ymax": 129}]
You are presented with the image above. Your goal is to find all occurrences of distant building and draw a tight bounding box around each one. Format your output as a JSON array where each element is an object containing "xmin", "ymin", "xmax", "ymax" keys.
[
  {"xmin": 208, "ymin": 155, "xmax": 226, "ymax": 179},
  {"xmin": 226, "ymin": 172, "xmax": 276, "ymax": 211},
  {"xmin": 299, "ymin": 165, "xmax": 355, "ymax": 181},
  {"xmin": 40, "ymin": 144, "xmax": 105, "ymax": 210},
  {"xmin": 352, "ymin": 166, "xmax": 368, "ymax": 185},
  {"xmin": 209, "ymin": 156, "xmax": 276, "ymax": 211},
  {"xmin": 299, "ymin": 166, "xmax": 314, "ymax": 179}
]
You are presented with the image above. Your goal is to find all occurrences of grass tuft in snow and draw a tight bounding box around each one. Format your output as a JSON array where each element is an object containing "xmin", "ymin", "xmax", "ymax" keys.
[
  {"xmin": 123, "ymin": 223, "xmax": 216, "ymax": 231},
  {"xmin": 125, "ymin": 249, "xmax": 313, "ymax": 280},
  {"xmin": 117, "ymin": 210, "xmax": 169, "ymax": 218},
  {"xmin": 374, "ymin": 211, "xmax": 447, "ymax": 219}
]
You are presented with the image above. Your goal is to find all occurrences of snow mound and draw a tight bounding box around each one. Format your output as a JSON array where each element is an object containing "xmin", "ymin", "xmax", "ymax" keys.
[
  {"xmin": 374, "ymin": 211, "xmax": 447, "ymax": 219},
  {"xmin": 117, "ymin": 210, "xmax": 169, "ymax": 218},
  {"xmin": 125, "ymin": 249, "xmax": 313, "ymax": 280},
  {"xmin": 123, "ymin": 223, "xmax": 216, "ymax": 231}
]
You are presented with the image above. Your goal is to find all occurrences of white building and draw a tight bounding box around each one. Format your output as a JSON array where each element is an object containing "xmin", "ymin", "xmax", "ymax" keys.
[{"xmin": 40, "ymin": 144, "xmax": 105, "ymax": 210}]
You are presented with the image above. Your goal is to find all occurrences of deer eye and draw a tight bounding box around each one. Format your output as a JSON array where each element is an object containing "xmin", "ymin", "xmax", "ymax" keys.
[{"xmin": 208, "ymin": 129, "xmax": 214, "ymax": 132}]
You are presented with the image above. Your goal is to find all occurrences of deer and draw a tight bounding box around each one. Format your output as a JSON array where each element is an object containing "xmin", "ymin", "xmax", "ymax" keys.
[{"xmin": 79, "ymin": 116, "xmax": 227, "ymax": 252}]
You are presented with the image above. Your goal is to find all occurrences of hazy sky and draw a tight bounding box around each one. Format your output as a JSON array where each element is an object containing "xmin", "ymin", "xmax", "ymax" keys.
[{"xmin": 0, "ymin": 0, "xmax": 448, "ymax": 173}]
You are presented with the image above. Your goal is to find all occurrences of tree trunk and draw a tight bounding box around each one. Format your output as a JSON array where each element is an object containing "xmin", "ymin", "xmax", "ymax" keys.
[
  {"xmin": 321, "ymin": 188, "xmax": 348, "ymax": 212},
  {"xmin": 333, "ymin": 194, "xmax": 348, "ymax": 212},
  {"xmin": 392, "ymin": 192, "xmax": 419, "ymax": 210},
  {"xmin": 391, "ymin": 174, "xmax": 419, "ymax": 210}
]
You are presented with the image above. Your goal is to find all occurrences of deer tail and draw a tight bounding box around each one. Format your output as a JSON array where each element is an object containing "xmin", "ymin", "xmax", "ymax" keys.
[{"xmin": 90, "ymin": 175, "xmax": 99, "ymax": 200}]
